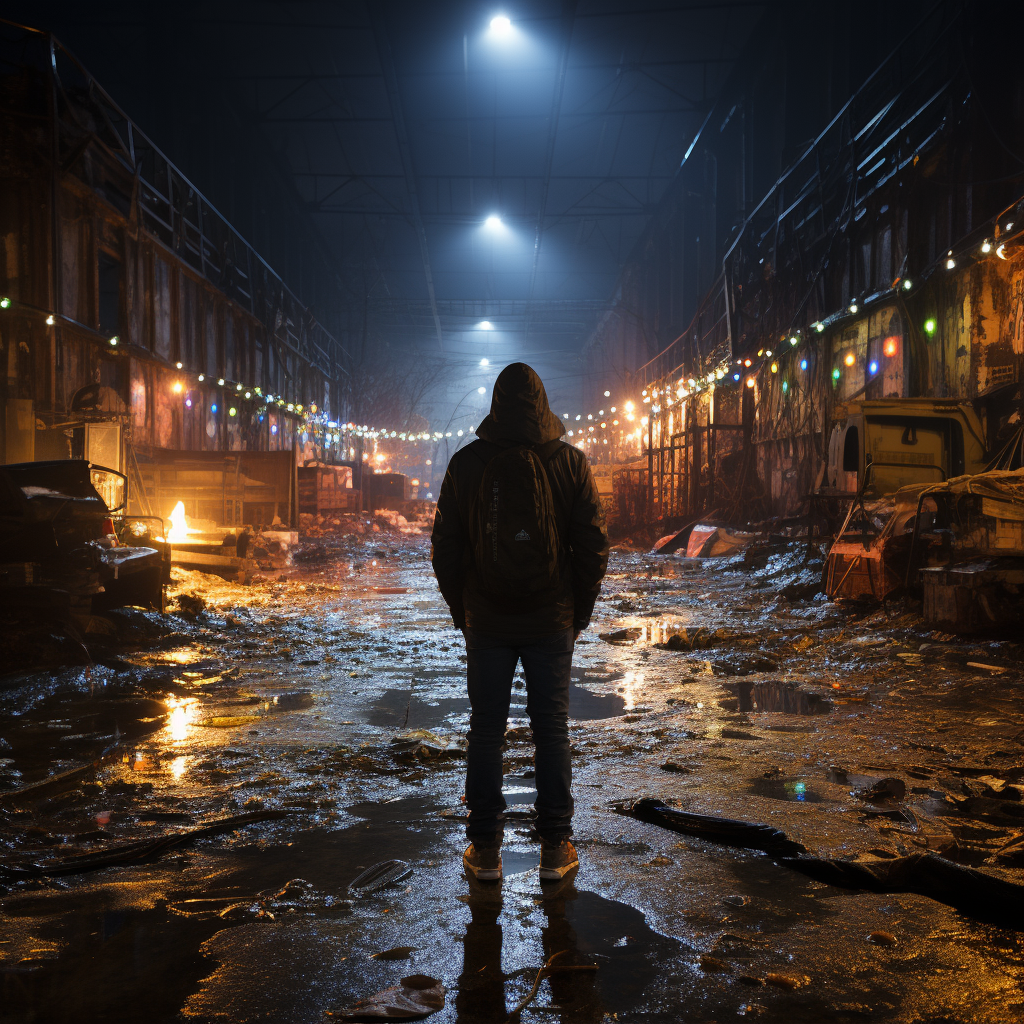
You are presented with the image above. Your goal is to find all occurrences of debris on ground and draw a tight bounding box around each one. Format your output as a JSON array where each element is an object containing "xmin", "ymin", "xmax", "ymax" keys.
[
  {"xmin": 390, "ymin": 730, "xmax": 467, "ymax": 761},
  {"xmin": 0, "ymin": 809, "xmax": 298, "ymax": 879},
  {"xmin": 684, "ymin": 523, "xmax": 758, "ymax": 558},
  {"xmin": 328, "ymin": 974, "xmax": 445, "ymax": 1021},
  {"xmin": 167, "ymin": 878, "xmax": 351, "ymax": 922},
  {"xmin": 660, "ymin": 627, "xmax": 746, "ymax": 651},
  {"xmin": 852, "ymin": 777, "xmax": 907, "ymax": 803},
  {"xmin": 505, "ymin": 951, "xmax": 599, "ymax": 1018},
  {"xmin": 599, "ymin": 627, "xmax": 643, "ymax": 644},
  {"xmin": 349, "ymin": 860, "xmax": 414, "ymax": 895},
  {"xmin": 370, "ymin": 946, "xmax": 418, "ymax": 961},
  {"xmin": 623, "ymin": 798, "xmax": 1024, "ymax": 925},
  {"xmin": 618, "ymin": 798, "xmax": 806, "ymax": 856},
  {"xmin": 2, "ymin": 521, "xmax": 1023, "ymax": 1023}
]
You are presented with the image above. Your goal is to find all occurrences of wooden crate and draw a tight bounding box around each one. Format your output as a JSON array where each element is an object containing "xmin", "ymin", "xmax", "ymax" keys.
[{"xmin": 298, "ymin": 465, "xmax": 356, "ymax": 513}]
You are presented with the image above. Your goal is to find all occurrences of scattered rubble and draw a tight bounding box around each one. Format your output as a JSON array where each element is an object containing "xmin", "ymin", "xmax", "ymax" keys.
[
  {"xmin": 349, "ymin": 860, "xmax": 413, "ymax": 895},
  {"xmin": 328, "ymin": 974, "xmax": 445, "ymax": 1021},
  {"xmin": 1, "ymin": 525, "xmax": 1022, "ymax": 1022}
]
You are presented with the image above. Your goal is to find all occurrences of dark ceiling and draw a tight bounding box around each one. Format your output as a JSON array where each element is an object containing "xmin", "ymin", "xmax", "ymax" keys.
[
  {"xmin": 8, "ymin": 1, "xmax": 765, "ymax": 369},
  {"xmin": 231, "ymin": 1, "xmax": 766, "ymax": 354}
]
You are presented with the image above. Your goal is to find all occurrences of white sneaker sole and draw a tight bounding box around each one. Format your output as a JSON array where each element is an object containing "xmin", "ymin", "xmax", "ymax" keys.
[
  {"xmin": 539, "ymin": 860, "xmax": 579, "ymax": 880},
  {"xmin": 463, "ymin": 857, "xmax": 502, "ymax": 881}
]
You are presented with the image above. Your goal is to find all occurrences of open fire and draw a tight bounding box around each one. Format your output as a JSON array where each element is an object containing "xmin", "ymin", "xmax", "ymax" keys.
[{"xmin": 167, "ymin": 501, "xmax": 197, "ymax": 544}]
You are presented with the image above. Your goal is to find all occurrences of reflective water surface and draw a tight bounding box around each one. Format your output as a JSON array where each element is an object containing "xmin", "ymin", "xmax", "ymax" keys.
[{"xmin": 2, "ymin": 538, "xmax": 1023, "ymax": 1022}]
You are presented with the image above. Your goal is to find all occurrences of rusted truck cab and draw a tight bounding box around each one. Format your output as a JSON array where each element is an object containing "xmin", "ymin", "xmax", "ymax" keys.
[{"xmin": 827, "ymin": 399, "xmax": 989, "ymax": 497}]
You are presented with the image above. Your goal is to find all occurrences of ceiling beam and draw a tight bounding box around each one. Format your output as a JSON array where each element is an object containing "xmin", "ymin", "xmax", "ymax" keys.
[
  {"xmin": 519, "ymin": 2, "xmax": 765, "ymax": 21},
  {"xmin": 260, "ymin": 105, "xmax": 707, "ymax": 124},
  {"xmin": 224, "ymin": 58, "xmax": 739, "ymax": 82},
  {"xmin": 529, "ymin": 0, "xmax": 577, "ymax": 308},
  {"xmin": 294, "ymin": 172, "xmax": 677, "ymax": 181},
  {"xmin": 313, "ymin": 208, "xmax": 652, "ymax": 218},
  {"xmin": 367, "ymin": 3, "xmax": 444, "ymax": 353}
]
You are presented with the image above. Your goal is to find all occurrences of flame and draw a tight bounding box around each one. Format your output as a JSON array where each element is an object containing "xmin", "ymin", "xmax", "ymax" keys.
[{"xmin": 167, "ymin": 501, "xmax": 195, "ymax": 543}]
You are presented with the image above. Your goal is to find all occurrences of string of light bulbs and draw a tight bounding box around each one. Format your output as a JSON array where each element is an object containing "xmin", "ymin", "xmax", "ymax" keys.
[{"xmin": 3, "ymin": 212, "xmax": 1017, "ymax": 449}]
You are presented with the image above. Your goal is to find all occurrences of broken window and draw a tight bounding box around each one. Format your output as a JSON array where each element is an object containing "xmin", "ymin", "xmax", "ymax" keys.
[
  {"xmin": 842, "ymin": 426, "xmax": 859, "ymax": 473},
  {"xmin": 98, "ymin": 251, "xmax": 122, "ymax": 338}
]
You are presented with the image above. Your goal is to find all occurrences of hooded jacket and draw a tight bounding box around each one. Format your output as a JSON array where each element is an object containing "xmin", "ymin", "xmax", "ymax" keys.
[{"xmin": 431, "ymin": 362, "xmax": 609, "ymax": 635}]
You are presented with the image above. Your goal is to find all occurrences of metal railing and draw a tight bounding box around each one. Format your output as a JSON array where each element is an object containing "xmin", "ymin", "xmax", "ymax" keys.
[
  {"xmin": 0, "ymin": 18, "xmax": 348, "ymax": 381},
  {"xmin": 722, "ymin": 0, "xmax": 964, "ymax": 350},
  {"xmin": 635, "ymin": 273, "xmax": 731, "ymax": 388}
]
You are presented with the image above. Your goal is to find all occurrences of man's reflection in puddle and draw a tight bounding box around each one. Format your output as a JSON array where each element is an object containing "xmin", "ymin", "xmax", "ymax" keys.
[
  {"xmin": 457, "ymin": 874, "xmax": 603, "ymax": 1022},
  {"xmin": 457, "ymin": 881, "xmax": 506, "ymax": 1020},
  {"xmin": 537, "ymin": 877, "xmax": 602, "ymax": 1022}
]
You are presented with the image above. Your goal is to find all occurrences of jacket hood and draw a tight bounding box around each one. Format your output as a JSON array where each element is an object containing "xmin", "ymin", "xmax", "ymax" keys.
[{"xmin": 475, "ymin": 362, "xmax": 566, "ymax": 446}]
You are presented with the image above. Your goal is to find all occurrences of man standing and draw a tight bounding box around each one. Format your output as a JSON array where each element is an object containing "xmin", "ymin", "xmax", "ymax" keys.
[{"xmin": 431, "ymin": 363, "xmax": 609, "ymax": 882}]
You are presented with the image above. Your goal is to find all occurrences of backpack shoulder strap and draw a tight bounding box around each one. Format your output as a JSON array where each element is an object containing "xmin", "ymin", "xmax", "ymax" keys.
[
  {"xmin": 534, "ymin": 438, "xmax": 564, "ymax": 465},
  {"xmin": 467, "ymin": 438, "xmax": 503, "ymax": 465},
  {"xmin": 469, "ymin": 436, "xmax": 563, "ymax": 466}
]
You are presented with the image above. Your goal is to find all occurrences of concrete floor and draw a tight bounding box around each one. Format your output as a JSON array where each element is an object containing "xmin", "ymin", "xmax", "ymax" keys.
[{"xmin": 1, "ymin": 529, "xmax": 1023, "ymax": 1022}]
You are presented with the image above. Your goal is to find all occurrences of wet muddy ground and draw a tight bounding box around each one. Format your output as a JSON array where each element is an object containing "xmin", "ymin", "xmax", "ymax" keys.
[{"xmin": 2, "ymin": 530, "xmax": 1024, "ymax": 1022}]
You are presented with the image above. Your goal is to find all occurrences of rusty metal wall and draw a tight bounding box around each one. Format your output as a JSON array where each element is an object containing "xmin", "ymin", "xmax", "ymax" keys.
[
  {"xmin": 0, "ymin": 25, "xmax": 349, "ymax": 468},
  {"xmin": 133, "ymin": 446, "xmax": 298, "ymax": 528},
  {"xmin": 588, "ymin": 3, "xmax": 1024, "ymax": 527}
]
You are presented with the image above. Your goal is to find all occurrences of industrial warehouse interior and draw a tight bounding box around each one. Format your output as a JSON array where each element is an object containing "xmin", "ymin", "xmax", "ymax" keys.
[{"xmin": 2, "ymin": 1, "xmax": 1024, "ymax": 1021}]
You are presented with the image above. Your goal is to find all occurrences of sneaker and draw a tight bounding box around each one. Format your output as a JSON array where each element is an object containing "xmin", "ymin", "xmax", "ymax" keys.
[
  {"xmin": 539, "ymin": 839, "xmax": 579, "ymax": 880},
  {"xmin": 463, "ymin": 843, "xmax": 502, "ymax": 881}
]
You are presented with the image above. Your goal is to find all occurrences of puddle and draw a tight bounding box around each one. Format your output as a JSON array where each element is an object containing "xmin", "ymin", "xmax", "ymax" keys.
[
  {"xmin": 458, "ymin": 886, "xmax": 682, "ymax": 1021},
  {"xmin": 749, "ymin": 776, "xmax": 824, "ymax": 802},
  {"xmin": 569, "ymin": 683, "xmax": 625, "ymax": 720},
  {"xmin": 735, "ymin": 680, "xmax": 832, "ymax": 715},
  {"xmin": 129, "ymin": 648, "xmax": 220, "ymax": 669},
  {"xmin": 363, "ymin": 688, "xmax": 469, "ymax": 729},
  {"xmin": 0, "ymin": 692, "xmax": 170, "ymax": 778},
  {"xmin": 599, "ymin": 618, "xmax": 682, "ymax": 646},
  {"xmin": 0, "ymin": 798, "xmax": 455, "ymax": 1024},
  {"xmin": 346, "ymin": 795, "xmax": 442, "ymax": 828},
  {"xmin": 263, "ymin": 690, "xmax": 315, "ymax": 712},
  {"xmin": 500, "ymin": 849, "xmax": 540, "ymax": 874},
  {"xmin": 0, "ymin": 907, "xmax": 225, "ymax": 1024},
  {"xmin": 501, "ymin": 786, "xmax": 537, "ymax": 805},
  {"xmin": 365, "ymin": 680, "xmax": 624, "ymax": 726}
]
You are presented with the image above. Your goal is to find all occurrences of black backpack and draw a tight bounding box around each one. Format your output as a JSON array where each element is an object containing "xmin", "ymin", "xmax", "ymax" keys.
[{"xmin": 470, "ymin": 439, "xmax": 564, "ymax": 600}]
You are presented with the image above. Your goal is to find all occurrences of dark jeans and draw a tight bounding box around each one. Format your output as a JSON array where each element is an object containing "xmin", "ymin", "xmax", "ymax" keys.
[{"xmin": 463, "ymin": 627, "xmax": 575, "ymax": 843}]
